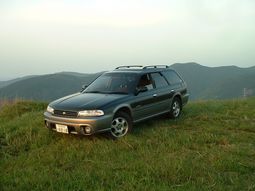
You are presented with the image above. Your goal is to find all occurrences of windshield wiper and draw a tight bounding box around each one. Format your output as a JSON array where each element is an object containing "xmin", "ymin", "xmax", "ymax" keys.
[{"xmin": 107, "ymin": 91, "xmax": 128, "ymax": 95}]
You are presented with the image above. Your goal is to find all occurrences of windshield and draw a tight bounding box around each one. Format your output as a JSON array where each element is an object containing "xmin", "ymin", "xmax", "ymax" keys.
[{"xmin": 84, "ymin": 73, "xmax": 138, "ymax": 94}]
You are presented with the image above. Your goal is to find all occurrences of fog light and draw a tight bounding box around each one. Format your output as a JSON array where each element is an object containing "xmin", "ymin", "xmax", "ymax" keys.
[{"xmin": 84, "ymin": 126, "xmax": 91, "ymax": 134}]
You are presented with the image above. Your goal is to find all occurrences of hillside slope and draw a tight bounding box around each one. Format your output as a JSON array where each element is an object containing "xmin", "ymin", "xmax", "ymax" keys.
[
  {"xmin": 171, "ymin": 63, "xmax": 255, "ymax": 100},
  {"xmin": 200, "ymin": 73, "xmax": 255, "ymax": 99},
  {"xmin": 0, "ymin": 63, "xmax": 254, "ymax": 101},
  {"xmin": 0, "ymin": 98, "xmax": 255, "ymax": 190},
  {"xmin": 0, "ymin": 75, "xmax": 36, "ymax": 89},
  {"xmin": 0, "ymin": 72, "xmax": 101, "ymax": 101}
]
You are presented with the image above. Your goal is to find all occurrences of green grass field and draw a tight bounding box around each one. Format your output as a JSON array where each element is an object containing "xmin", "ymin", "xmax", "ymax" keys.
[{"xmin": 0, "ymin": 98, "xmax": 255, "ymax": 191}]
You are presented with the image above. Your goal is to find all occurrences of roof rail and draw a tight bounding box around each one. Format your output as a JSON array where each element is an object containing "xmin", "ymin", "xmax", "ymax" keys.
[
  {"xmin": 115, "ymin": 65, "xmax": 143, "ymax": 69},
  {"xmin": 143, "ymin": 65, "xmax": 169, "ymax": 69}
]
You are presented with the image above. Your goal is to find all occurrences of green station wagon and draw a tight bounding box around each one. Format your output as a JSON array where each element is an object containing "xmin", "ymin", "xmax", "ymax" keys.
[{"xmin": 44, "ymin": 65, "xmax": 189, "ymax": 138}]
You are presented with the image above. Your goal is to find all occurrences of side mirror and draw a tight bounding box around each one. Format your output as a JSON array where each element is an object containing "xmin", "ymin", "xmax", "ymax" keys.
[
  {"xmin": 135, "ymin": 86, "xmax": 148, "ymax": 95},
  {"xmin": 80, "ymin": 85, "xmax": 88, "ymax": 92}
]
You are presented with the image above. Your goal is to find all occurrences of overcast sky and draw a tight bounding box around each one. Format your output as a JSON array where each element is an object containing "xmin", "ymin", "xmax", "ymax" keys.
[{"xmin": 0, "ymin": 0, "xmax": 254, "ymax": 80}]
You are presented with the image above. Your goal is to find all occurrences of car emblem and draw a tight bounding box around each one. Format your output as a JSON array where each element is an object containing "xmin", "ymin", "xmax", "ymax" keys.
[{"xmin": 62, "ymin": 112, "xmax": 66, "ymax": 115}]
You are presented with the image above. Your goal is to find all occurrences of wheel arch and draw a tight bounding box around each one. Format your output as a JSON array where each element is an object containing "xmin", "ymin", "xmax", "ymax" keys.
[
  {"xmin": 113, "ymin": 105, "xmax": 133, "ymax": 119},
  {"xmin": 173, "ymin": 94, "xmax": 182, "ymax": 110}
]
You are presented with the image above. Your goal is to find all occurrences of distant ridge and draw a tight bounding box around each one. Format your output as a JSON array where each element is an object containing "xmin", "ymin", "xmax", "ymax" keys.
[
  {"xmin": 0, "ymin": 63, "xmax": 254, "ymax": 101},
  {"xmin": 0, "ymin": 75, "xmax": 37, "ymax": 89},
  {"xmin": 170, "ymin": 62, "xmax": 255, "ymax": 99},
  {"xmin": 0, "ymin": 72, "xmax": 102, "ymax": 101}
]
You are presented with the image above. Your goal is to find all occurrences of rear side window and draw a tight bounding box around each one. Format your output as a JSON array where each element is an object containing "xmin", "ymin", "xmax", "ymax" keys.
[
  {"xmin": 162, "ymin": 70, "xmax": 182, "ymax": 85},
  {"xmin": 150, "ymin": 73, "xmax": 168, "ymax": 88}
]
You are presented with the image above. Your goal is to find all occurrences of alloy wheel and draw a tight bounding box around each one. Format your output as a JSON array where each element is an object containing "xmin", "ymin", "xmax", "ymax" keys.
[
  {"xmin": 111, "ymin": 117, "xmax": 129, "ymax": 138},
  {"xmin": 172, "ymin": 100, "xmax": 181, "ymax": 118}
]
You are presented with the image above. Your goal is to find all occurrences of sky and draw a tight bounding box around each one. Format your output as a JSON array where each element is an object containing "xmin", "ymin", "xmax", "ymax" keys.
[{"xmin": 0, "ymin": 0, "xmax": 255, "ymax": 80}]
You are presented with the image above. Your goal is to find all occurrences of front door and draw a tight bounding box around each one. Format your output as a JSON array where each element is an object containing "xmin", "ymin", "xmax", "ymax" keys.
[{"xmin": 132, "ymin": 73, "xmax": 170, "ymax": 122}]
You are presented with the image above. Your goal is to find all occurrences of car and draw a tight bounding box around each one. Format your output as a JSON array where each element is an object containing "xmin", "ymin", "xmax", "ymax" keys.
[{"xmin": 44, "ymin": 65, "xmax": 189, "ymax": 138}]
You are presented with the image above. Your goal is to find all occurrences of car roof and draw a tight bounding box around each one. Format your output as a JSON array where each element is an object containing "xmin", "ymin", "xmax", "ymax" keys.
[{"xmin": 106, "ymin": 65, "xmax": 176, "ymax": 75}]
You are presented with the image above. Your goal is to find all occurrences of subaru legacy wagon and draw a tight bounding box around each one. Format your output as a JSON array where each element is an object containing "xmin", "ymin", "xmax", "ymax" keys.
[{"xmin": 44, "ymin": 65, "xmax": 189, "ymax": 138}]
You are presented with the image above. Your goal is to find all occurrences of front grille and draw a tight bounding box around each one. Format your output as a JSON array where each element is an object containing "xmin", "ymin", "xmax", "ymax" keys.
[{"xmin": 53, "ymin": 110, "xmax": 78, "ymax": 118}]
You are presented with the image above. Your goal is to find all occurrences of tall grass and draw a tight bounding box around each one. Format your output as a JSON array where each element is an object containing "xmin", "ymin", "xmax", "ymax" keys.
[{"xmin": 0, "ymin": 98, "xmax": 255, "ymax": 190}]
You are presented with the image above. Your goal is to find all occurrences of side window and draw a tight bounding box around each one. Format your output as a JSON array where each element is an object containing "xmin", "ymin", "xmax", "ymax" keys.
[
  {"xmin": 150, "ymin": 72, "xmax": 168, "ymax": 88},
  {"xmin": 137, "ymin": 74, "xmax": 154, "ymax": 90},
  {"xmin": 162, "ymin": 70, "xmax": 182, "ymax": 85}
]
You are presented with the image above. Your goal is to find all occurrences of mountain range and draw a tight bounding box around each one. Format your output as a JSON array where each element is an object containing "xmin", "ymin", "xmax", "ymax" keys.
[
  {"xmin": 0, "ymin": 72, "xmax": 102, "ymax": 101},
  {"xmin": 0, "ymin": 63, "xmax": 254, "ymax": 101},
  {"xmin": 171, "ymin": 63, "xmax": 255, "ymax": 100}
]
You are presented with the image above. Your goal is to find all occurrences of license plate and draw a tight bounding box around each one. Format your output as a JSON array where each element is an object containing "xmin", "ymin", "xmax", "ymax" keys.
[{"xmin": 56, "ymin": 124, "xmax": 69, "ymax": 134}]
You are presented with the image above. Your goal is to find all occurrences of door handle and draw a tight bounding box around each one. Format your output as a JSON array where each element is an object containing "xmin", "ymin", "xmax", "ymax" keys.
[
  {"xmin": 153, "ymin": 94, "xmax": 157, "ymax": 97},
  {"xmin": 170, "ymin": 90, "xmax": 175, "ymax": 93}
]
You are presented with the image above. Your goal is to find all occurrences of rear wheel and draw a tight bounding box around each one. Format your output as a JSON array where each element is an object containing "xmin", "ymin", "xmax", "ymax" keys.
[
  {"xmin": 109, "ymin": 112, "xmax": 132, "ymax": 139},
  {"xmin": 170, "ymin": 98, "xmax": 181, "ymax": 119}
]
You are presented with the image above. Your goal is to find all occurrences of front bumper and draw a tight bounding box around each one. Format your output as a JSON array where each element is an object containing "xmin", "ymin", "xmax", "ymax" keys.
[{"xmin": 44, "ymin": 112, "xmax": 113, "ymax": 135}]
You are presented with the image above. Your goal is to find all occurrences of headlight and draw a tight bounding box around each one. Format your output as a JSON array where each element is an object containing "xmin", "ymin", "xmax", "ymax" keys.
[
  {"xmin": 47, "ymin": 106, "xmax": 54, "ymax": 114},
  {"xmin": 78, "ymin": 110, "xmax": 104, "ymax": 117}
]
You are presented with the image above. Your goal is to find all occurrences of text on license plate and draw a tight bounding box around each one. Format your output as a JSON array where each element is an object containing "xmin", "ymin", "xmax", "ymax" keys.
[{"xmin": 56, "ymin": 124, "xmax": 69, "ymax": 134}]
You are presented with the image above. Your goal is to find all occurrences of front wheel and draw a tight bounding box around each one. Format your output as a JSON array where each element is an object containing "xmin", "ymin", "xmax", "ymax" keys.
[
  {"xmin": 109, "ymin": 112, "xmax": 132, "ymax": 139},
  {"xmin": 170, "ymin": 98, "xmax": 181, "ymax": 119}
]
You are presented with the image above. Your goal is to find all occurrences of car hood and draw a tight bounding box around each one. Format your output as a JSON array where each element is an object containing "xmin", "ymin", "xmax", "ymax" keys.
[{"xmin": 50, "ymin": 92, "xmax": 128, "ymax": 111}]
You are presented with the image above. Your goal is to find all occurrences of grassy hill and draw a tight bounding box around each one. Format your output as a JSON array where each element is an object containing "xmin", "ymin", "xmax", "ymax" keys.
[{"xmin": 1, "ymin": 98, "xmax": 255, "ymax": 190}]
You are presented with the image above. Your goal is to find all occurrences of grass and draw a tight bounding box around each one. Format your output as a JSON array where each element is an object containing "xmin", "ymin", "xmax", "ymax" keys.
[{"xmin": 0, "ymin": 98, "xmax": 255, "ymax": 190}]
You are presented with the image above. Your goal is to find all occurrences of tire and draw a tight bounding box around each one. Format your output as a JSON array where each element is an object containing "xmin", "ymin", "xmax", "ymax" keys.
[
  {"xmin": 109, "ymin": 112, "xmax": 132, "ymax": 139},
  {"xmin": 170, "ymin": 97, "xmax": 181, "ymax": 119}
]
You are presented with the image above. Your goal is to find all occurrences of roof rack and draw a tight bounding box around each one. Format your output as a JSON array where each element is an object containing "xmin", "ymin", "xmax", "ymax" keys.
[
  {"xmin": 143, "ymin": 65, "xmax": 169, "ymax": 69},
  {"xmin": 115, "ymin": 65, "xmax": 143, "ymax": 69}
]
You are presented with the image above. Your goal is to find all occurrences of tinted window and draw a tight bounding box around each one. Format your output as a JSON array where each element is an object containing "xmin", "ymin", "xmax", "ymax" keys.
[
  {"xmin": 162, "ymin": 70, "xmax": 182, "ymax": 85},
  {"xmin": 150, "ymin": 73, "xmax": 168, "ymax": 88}
]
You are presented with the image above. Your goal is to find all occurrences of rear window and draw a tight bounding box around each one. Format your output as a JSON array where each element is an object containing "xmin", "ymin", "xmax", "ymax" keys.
[{"xmin": 162, "ymin": 70, "xmax": 183, "ymax": 85}]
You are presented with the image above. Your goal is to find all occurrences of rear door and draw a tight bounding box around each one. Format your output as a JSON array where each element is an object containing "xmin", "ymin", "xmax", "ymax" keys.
[{"xmin": 149, "ymin": 72, "xmax": 171, "ymax": 113}]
